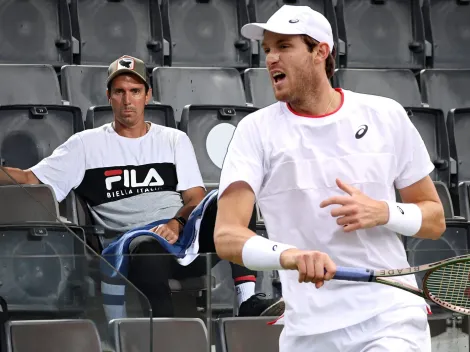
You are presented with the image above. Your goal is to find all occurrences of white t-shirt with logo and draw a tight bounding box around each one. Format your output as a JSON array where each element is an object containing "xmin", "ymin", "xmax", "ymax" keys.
[
  {"xmin": 31, "ymin": 123, "xmax": 204, "ymax": 232},
  {"xmin": 219, "ymin": 89, "xmax": 434, "ymax": 336}
]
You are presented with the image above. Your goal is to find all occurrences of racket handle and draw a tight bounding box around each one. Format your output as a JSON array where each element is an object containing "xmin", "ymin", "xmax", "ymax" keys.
[{"xmin": 331, "ymin": 266, "xmax": 374, "ymax": 282}]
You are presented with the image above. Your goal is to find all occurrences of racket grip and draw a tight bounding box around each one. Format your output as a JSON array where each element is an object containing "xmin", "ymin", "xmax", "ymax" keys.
[{"xmin": 330, "ymin": 266, "xmax": 374, "ymax": 282}]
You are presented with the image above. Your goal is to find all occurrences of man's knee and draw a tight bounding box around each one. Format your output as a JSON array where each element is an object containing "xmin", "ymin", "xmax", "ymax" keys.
[{"xmin": 129, "ymin": 235, "xmax": 166, "ymax": 255}]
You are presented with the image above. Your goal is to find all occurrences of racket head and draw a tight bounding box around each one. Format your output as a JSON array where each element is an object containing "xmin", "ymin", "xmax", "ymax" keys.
[{"xmin": 422, "ymin": 257, "xmax": 470, "ymax": 315}]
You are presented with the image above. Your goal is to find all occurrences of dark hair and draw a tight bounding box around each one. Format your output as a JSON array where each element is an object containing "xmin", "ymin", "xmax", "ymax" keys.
[
  {"xmin": 301, "ymin": 35, "xmax": 336, "ymax": 79},
  {"xmin": 107, "ymin": 73, "xmax": 150, "ymax": 94}
]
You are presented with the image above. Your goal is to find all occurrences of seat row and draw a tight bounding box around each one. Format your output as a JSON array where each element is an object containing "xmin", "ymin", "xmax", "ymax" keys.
[{"xmin": 0, "ymin": 0, "xmax": 468, "ymax": 69}]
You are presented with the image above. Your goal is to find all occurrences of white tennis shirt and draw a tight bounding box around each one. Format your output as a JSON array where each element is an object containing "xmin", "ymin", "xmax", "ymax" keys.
[{"xmin": 219, "ymin": 89, "xmax": 434, "ymax": 336}]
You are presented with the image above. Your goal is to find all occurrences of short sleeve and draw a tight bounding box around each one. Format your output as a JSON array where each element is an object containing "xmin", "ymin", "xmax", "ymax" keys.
[
  {"xmin": 218, "ymin": 117, "xmax": 265, "ymax": 199},
  {"xmin": 29, "ymin": 134, "xmax": 86, "ymax": 202},
  {"xmin": 174, "ymin": 133, "xmax": 205, "ymax": 191},
  {"xmin": 394, "ymin": 105, "xmax": 435, "ymax": 189}
]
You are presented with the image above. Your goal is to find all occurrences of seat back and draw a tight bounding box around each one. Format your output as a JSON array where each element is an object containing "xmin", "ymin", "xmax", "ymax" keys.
[
  {"xmin": 180, "ymin": 105, "xmax": 257, "ymax": 184},
  {"xmin": 85, "ymin": 105, "xmax": 176, "ymax": 130},
  {"xmin": 333, "ymin": 69, "xmax": 422, "ymax": 107},
  {"xmin": 0, "ymin": 185, "xmax": 59, "ymax": 223},
  {"xmin": 60, "ymin": 65, "xmax": 109, "ymax": 121},
  {"xmin": 111, "ymin": 318, "xmax": 208, "ymax": 352},
  {"xmin": 420, "ymin": 69, "xmax": 470, "ymax": 116},
  {"xmin": 7, "ymin": 319, "xmax": 101, "ymax": 352},
  {"xmin": 161, "ymin": 0, "xmax": 251, "ymax": 68},
  {"xmin": 218, "ymin": 317, "xmax": 283, "ymax": 352},
  {"xmin": 447, "ymin": 108, "xmax": 470, "ymax": 182},
  {"xmin": 405, "ymin": 107, "xmax": 450, "ymax": 186},
  {"xmin": 152, "ymin": 67, "xmax": 246, "ymax": 122},
  {"xmin": 424, "ymin": 0, "xmax": 470, "ymax": 69},
  {"xmin": 0, "ymin": 105, "xmax": 83, "ymax": 169},
  {"xmin": 244, "ymin": 68, "xmax": 276, "ymax": 108},
  {"xmin": 0, "ymin": 0, "xmax": 73, "ymax": 65},
  {"xmin": 0, "ymin": 65, "xmax": 62, "ymax": 105},
  {"xmin": 71, "ymin": 0, "xmax": 163, "ymax": 66},
  {"xmin": 336, "ymin": 0, "xmax": 425, "ymax": 69}
]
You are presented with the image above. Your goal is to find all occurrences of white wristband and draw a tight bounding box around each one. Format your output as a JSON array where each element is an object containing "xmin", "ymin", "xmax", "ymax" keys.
[
  {"xmin": 242, "ymin": 235, "xmax": 296, "ymax": 271},
  {"xmin": 383, "ymin": 201, "xmax": 422, "ymax": 237}
]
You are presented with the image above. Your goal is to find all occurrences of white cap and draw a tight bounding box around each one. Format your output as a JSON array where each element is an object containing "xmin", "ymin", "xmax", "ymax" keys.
[{"xmin": 241, "ymin": 5, "xmax": 334, "ymax": 53}]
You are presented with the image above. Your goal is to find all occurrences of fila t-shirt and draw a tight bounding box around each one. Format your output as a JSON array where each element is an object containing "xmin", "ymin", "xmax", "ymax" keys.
[
  {"xmin": 31, "ymin": 123, "xmax": 204, "ymax": 232},
  {"xmin": 219, "ymin": 89, "xmax": 434, "ymax": 335}
]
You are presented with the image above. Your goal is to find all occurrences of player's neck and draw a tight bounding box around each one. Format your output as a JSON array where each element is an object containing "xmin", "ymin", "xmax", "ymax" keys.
[
  {"xmin": 289, "ymin": 81, "xmax": 340, "ymax": 117},
  {"xmin": 112, "ymin": 119, "xmax": 149, "ymax": 138}
]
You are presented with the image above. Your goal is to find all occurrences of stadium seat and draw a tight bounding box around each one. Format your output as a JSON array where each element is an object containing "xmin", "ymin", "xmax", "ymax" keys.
[
  {"xmin": 458, "ymin": 182, "xmax": 470, "ymax": 221},
  {"xmin": 152, "ymin": 67, "xmax": 247, "ymax": 122},
  {"xmin": 70, "ymin": 0, "xmax": 164, "ymax": 66},
  {"xmin": 333, "ymin": 69, "xmax": 422, "ymax": 107},
  {"xmin": 0, "ymin": 0, "xmax": 73, "ymax": 65},
  {"xmin": 0, "ymin": 64, "xmax": 62, "ymax": 105},
  {"xmin": 110, "ymin": 318, "xmax": 208, "ymax": 352},
  {"xmin": 447, "ymin": 108, "xmax": 470, "ymax": 183},
  {"xmin": 6, "ymin": 319, "xmax": 101, "ymax": 352},
  {"xmin": 335, "ymin": 0, "xmax": 426, "ymax": 69},
  {"xmin": 405, "ymin": 107, "xmax": 451, "ymax": 186},
  {"xmin": 160, "ymin": 0, "xmax": 251, "ymax": 68},
  {"xmin": 85, "ymin": 105, "xmax": 176, "ymax": 130},
  {"xmin": 0, "ymin": 105, "xmax": 83, "ymax": 170},
  {"xmin": 60, "ymin": 65, "xmax": 109, "ymax": 121},
  {"xmin": 247, "ymin": 0, "xmax": 339, "ymax": 67},
  {"xmin": 423, "ymin": 0, "xmax": 470, "ymax": 69},
  {"xmin": 0, "ymin": 185, "xmax": 59, "ymax": 223},
  {"xmin": 180, "ymin": 105, "xmax": 257, "ymax": 185},
  {"xmin": 420, "ymin": 69, "xmax": 470, "ymax": 116},
  {"xmin": 217, "ymin": 317, "xmax": 283, "ymax": 352},
  {"xmin": 244, "ymin": 68, "xmax": 276, "ymax": 108},
  {"xmin": 405, "ymin": 219, "xmax": 470, "ymax": 297}
]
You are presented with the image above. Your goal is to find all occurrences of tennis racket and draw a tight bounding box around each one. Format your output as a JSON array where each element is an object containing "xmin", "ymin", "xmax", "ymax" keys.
[{"xmin": 332, "ymin": 254, "xmax": 470, "ymax": 315}]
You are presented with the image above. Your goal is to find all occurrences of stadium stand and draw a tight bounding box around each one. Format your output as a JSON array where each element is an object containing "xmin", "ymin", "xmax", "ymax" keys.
[
  {"xmin": 1, "ymin": 0, "xmax": 470, "ymax": 351},
  {"xmin": 0, "ymin": 0, "xmax": 73, "ymax": 66}
]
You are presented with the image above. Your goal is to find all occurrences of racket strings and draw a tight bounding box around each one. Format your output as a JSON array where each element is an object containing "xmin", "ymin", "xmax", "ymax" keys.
[{"xmin": 425, "ymin": 261, "xmax": 470, "ymax": 311}]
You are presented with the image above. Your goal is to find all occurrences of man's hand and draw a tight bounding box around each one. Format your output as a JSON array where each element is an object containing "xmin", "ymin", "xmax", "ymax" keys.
[
  {"xmin": 150, "ymin": 219, "xmax": 181, "ymax": 245},
  {"xmin": 320, "ymin": 178, "xmax": 389, "ymax": 233},
  {"xmin": 280, "ymin": 249, "xmax": 337, "ymax": 288}
]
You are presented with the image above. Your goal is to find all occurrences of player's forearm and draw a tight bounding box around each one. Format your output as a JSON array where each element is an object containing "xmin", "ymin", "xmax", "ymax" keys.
[
  {"xmin": 414, "ymin": 200, "xmax": 446, "ymax": 240},
  {"xmin": 214, "ymin": 224, "xmax": 256, "ymax": 266}
]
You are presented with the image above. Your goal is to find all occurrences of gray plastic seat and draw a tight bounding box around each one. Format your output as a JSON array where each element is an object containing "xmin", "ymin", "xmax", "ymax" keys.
[
  {"xmin": 0, "ymin": 64, "xmax": 62, "ymax": 105},
  {"xmin": 180, "ymin": 105, "xmax": 257, "ymax": 184},
  {"xmin": 405, "ymin": 107, "xmax": 450, "ymax": 186},
  {"xmin": 71, "ymin": 0, "xmax": 164, "ymax": 66},
  {"xmin": 420, "ymin": 69, "xmax": 470, "ymax": 116},
  {"xmin": 424, "ymin": 0, "xmax": 470, "ymax": 69},
  {"xmin": 218, "ymin": 317, "xmax": 283, "ymax": 352},
  {"xmin": 60, "ymin": 65, "xmax": 109, "ymax": 121},
  {"xmin": 447, "ymin": 108, "xmax": 470, "ymax": 182},
  {"xmin": 336, "ymin": 0, "xmax": 426, "ymax": 69},
  {"xmin": 333, "ymin": 68, "xmax": 422, "ymax": 107},
  {"xmin": 244, "ymin": 68, "xmax": 276, "ymax": 108},
  {"xmin": 152, "ymin": 67, "xmax": 247, "ymax": 122},
  {"xmin": 0, "ymin": 105, "xmax": 83, "ymax": 169},
  {"xmin": 110, "ymin": 318, "xmax": 208, "ymax": 352},
  {"xmin": 7, "ymin": 320, "xmax": 101, "ymax": 352},
  {"xmin": 0, "ymin": 0, "xmax": 73, "ymax": 65},
  {"xmin": 161, "ymin": 0, "xmax": 251, "ymax": 67}
]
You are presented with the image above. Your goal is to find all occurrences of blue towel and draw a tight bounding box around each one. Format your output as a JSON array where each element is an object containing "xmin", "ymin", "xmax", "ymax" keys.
[{"xmin": 100, "ymin": 189, "xmax": 218, "ymax": 321}]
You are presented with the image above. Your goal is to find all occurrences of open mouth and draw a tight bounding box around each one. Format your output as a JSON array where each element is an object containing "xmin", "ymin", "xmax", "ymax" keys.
[{"xmin": 272, "ymin": 71, "xmax": 286, "ymax": 84}]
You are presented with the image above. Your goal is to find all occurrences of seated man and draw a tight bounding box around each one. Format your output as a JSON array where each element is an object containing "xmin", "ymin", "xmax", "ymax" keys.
[{"xmin": 0, "ymin": 55, "xmax": 283, "ymax": 319}]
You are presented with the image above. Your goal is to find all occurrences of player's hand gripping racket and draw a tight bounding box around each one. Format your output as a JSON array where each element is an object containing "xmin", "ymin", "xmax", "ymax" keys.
[{"xmin": 331, "ymin": 254, "xmax": 470, "ymax": 315}]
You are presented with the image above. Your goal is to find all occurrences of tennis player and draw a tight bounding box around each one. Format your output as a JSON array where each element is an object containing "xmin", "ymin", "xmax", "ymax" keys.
[{"xmin": 214, "ymin": 5, "xmax": 445, "ymax": 351}]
